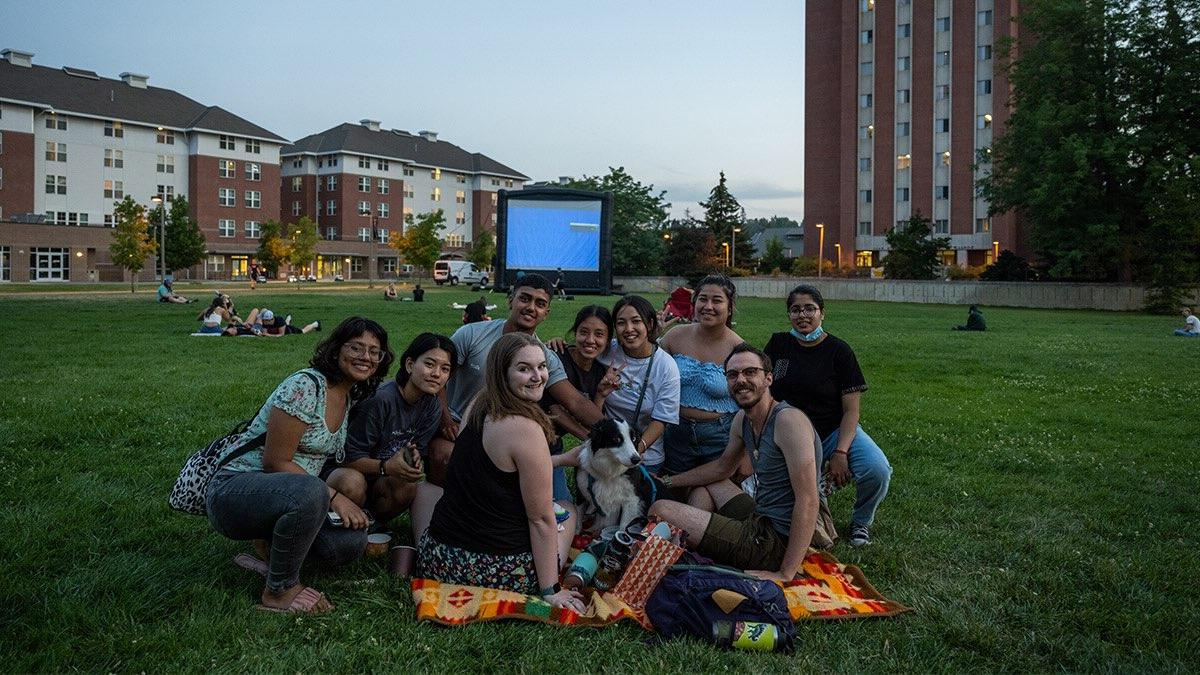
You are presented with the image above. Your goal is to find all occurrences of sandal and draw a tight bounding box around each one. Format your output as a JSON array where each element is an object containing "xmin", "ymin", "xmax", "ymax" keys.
[
  {"xmin": 256, "ymin": 586, "xmax": 331, "ymax": 614},
  {"xmin": 233, "ymin": 553, "xmax": 268, "ymax": 578}
]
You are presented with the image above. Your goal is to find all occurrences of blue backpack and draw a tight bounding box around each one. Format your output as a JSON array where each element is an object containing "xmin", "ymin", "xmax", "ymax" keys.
[{"xmin": 645, "ymin": 565, "xmax": 796, "ymax": 649}]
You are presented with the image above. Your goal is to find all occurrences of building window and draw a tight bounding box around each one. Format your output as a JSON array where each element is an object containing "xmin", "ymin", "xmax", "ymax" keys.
[
  {"xmin": 403, "ymin": 206, "xmax": 413, "ymax": 217},
  {"xmin": 859, "ymin": 94, "xmax": 873, "ymax": 109},
  {"xmin": 935, "ymin": 186, "xmax": 950, "ymax": 200},
  {"xmin": 46, "ymin": 175, "xmax": 67, "ymax": 195},
  {"xmin": 358, "ymin": 177, "xmax": 371, "ymax": 192},
  {"xmin": 860, "ymin": 62, "xmax": 873, "ymax": 76},
  {"xmin": 456, "ymin": 173, "xmax": 466, "ymax": 183},
  {"xmin": 977, "ymin": 79, "xmax": 993, "ymax": 95},
  {"xmin": 326, "ymin": 200, "xmax": 337, "ymax": 215},
  {"xmin": 490, "ymin": 213, "xmax": 497, "ymax": 224},
  {"xmin": 978, "ymin": 10, "xmax": 993, "ymax": 26},
  {"xmin": 0, "ymin": 166, "xmax": 3, "ymax": 189},
  {"xmin": 491, "ymin": 193, "xmax": 498, "ymax": 206},
  {"xmin": 245, "ymin": 221, "xmax": 261, "ymax": 238},
  {"xmin": 208, "ymin": 254, "xmax": 225, "ymax": 272},
  {"xmin": 936, "ymin": 17, "xmax": 951, "ymax": 32},
  {"xmin": 46, "ymin": 115, "xmax": 67, "ymax": 130},
  {"xmin": 857, "ymin": 221, "xmax": 872, "ymax": 236},
  {"xmin": 896, "ymin": 187, "xmax": 910, "ymax": 202},
  {"xmin": 377, "ymin": 159, "xmax": 389, "ymax": 171},
  {"xmin": 897, "ymin": 89, "xmax": 911, "ymax": 104},
  {"xmin": 859, "ymin": 157, "xmax": 871, "ymax": 172},
  {"xmin": 934, "ymin": 219, "xmax": 949, "ymax": 234},
  {"xmin": 378, "ymin": 203, "xmax": 389, "ymax": 218},
  {"xmin": 942, "ymin": 150, "xmax": 953, "ymax": 166},
  {"xmin": 859, "ymin": 125, "xmax": 872, "ymax": 140},
  {"xmin": 936, "ymin": 118, "xmax": 950, "ymax": 133},
  {"xmin": 856, "ymin": 250, "xmax": 874, "ymax": 267},
  {"xmin": 456, "ymin": 190, "xmax": 466, "ymax": 204},
  {"xmin": 157, "ymin": 130, "xmax": 175, "ymax": 144},
  {"xmin": 358, "ymin": 227, "xmax": 372, "ymax": 242},
  {"xmin": 936, "ymin": 50, "xmax": 951, "ymax": 66},
  {"xmin": 431, "ymin": 168, "xmax": 441, "ymax": 180},
  {"xmin": 328, "ymin": 156, "xmax": 339, "ymax": 166},
  {"xmin": 431, "ymin": 187, "xmax": 442, "ymax": 201},
  {"xmin": 45, "ymin": 142, "xmax": 66, "ymax": 162},
  {"xmin": 859, "ymin": 189, "xmax": 872, "ymax": 203},
  {"xmin": 403, "ymin": 167, "xmax": 414, "ymax": 177},
  {"xmin": 28, "ymin": 247, "xmax": 70, "ymax": 281},
  {"xmin": 326, "ymin": 175, "xmax": 338, "ymax": 191},
  {"xmin": 104, "ymin": 121, "xmax": 123, "ymax": 137},
  {"xmin": 381, "ymin": 257, "xmax": 397, "ymax": 273},
  {"xmin": 351, "ymin": 258, "xmax": 364, "ymax": 273},
  {"xmin": 218, "ymin": 219, "xmax": 235, "ymax": 237},
  {"xmin": 978, "ymin": 45, "xmax": 993, "ymax": 61},
  {"xmin": 378, "ymin": 179, "xmax": 390, "ymax": 194},
  {"xmin": 292, "ymin": 201, "xmax": 301, "ymax": 216},
  {"xmin": 157, "ymin": 155, "xmax": 175, "ymax": 173},
  {"xmin": 936, "ymin": 84, "xmax": 951, "ymax": 100},
  {"xmin": 218, "ymin": 160, "xmax": 235, "ymax": 178},
  {"xmin": 860, "ymin": 0, "xmax": 874, "ymax": 10},
  {"xmin": 377, "ymin": 229, "xmax": 389, "ymax": 244},
  {"xmin": 897, "ymin": 153, "xmax": 911, "ymax": 169},
  {"xmin": 292, "ymin": 176, "xmax": 302, "ymax": 192},
  {"xmin": 219, "ymin": 135, "xmax": 235, "ymax": 150},
  {"xmin": 975, "ymin": 217, "xmax": 991, "ymax": 233},
  {"xmin": 897, "ymin": 23, "xmax": 911, "ymax": 38},
  {"xmin": 244, "ymin": 138, "xmax": 261, "ymax": 154},
  {"xmin": 505, "ymin": 179, "xmax": 514, "ymax": 188},
  {"xmin": 291, "ymin": 158, "xmax": 302, "ymax": 168},
  {"xmin": 404, "ymin": 185, "xmax": 414, "ymax": 198},
  {"xmin": 456, "ymin": 211, "xmax": 466, "ymax": 225},
  {"xmin": 897, "ymin": 122, "xmax": 911, "ymax": 136},
  {"xmin": 491, "ymin": 178, "xmax": 500, "ymax": 186},
  {"xmin": 104, "ymin": 215, "xmax": 113, "ymax": 227},
  {"xmin": 860, "ymin": 29, "xmax": 873, "ymax": 44},
  {"xmin": 358, "ymin": 156, "xmax": 371, "ymax": 169},
  {"xmin": 156, "ymin": 185, "xmax": 176, "ymax": 201},
  {"xmin": 326, "ymin": 227, "xmax": 338, "ymax": 240},
  {"xmin": 446, "ymin": 234, "xmax": 465, "ymax": 248},
  {"xmin": 897, "ymin": 56, "xmax": 910, "ymax": 71},
  {"xmin": 358, "ymin": 200, "xmax": 371, "ymax": 215},
  {"xmin": 218, "ymin": 188, "xmax": 235, "ymax": 207},
  {"xmin": 245, "ymin": 162, "xmax": 261, "ymax": 181},
  {"xmin": 245, "ymin": 190, "xmax": 262, "ymax": 208}
]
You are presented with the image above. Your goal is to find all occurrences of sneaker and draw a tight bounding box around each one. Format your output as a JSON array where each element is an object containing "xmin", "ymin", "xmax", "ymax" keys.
[
  {"xmin": 848, "ymin": 523, "xmax": 872, "ymax": 547},
  {"xmin": 284, "ymin": 314, "xmax": 293, "ymax": 326},
  {"xmin": 314, "ymin": 320, "xmax": 322, "ymax": 331}
]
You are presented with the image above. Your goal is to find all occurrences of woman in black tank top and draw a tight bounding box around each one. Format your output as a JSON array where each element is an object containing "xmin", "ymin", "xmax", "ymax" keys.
[{"xmin": 418, "ymin": 333, "xmax": 586, "ymax": 613}]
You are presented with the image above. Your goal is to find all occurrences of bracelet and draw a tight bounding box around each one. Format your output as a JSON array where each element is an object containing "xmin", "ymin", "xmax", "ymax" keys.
[
  {"xmin": 330, "ymin": 489, "xmax": 340, "ymax": 504},
  {"xmin": 834, "ymin": 449, "xmax": 849, "ymax": 456},
  {"xmin": 539, "ymin": 583, "xmax": 562, "ymax": 597}
]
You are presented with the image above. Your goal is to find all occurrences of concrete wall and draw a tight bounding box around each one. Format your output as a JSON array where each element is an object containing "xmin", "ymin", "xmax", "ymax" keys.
[{"xmin": 614, "ymin": 275, "xmax": 1199, "ymax": 311}]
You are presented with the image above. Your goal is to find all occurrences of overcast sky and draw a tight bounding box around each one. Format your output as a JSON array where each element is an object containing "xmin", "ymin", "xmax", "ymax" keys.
[{"xmin": 2, "ymin": 0, "xmax": 805, "ymax": 221}]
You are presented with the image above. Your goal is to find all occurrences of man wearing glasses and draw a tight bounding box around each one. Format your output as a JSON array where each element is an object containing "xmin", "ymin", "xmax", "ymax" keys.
[{"xmin": 648, "ymin": 343, "xmax": 834, "ymax": 581}]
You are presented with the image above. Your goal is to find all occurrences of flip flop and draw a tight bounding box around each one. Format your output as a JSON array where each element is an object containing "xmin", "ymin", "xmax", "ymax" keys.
[
  {"xmin": 255, "ymin": 586, "xmax": 331, "ymax": 614},
  {"xmin": 233, "ymin": 553, "xmax": 268, "ymax": 578}
]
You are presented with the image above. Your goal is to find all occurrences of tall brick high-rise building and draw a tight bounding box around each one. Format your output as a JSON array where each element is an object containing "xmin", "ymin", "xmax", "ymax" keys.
[{"xmin": 805, "ymin": 1, "xmax": 1025, "ymax": 272}]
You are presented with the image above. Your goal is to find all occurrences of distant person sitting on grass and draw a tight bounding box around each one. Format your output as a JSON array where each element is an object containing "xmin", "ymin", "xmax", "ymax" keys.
[
  {"xmin": 1175, "ymin": 307, "xmax": 1200, "ymax": 337},
  {"xmin": 463, "ymin": 299, "xmax": 490, "ymax": 324},
  {"xmin": 325, "ymin": 333, "xmax": 456, "ymax": 540},
  {"xmin": 384, "ymin": 282, "xmax": 398, "ymax": 301},
  {"xmin": 197, "ymin": 294, "xmax": 241, "ymax": 334},
  {"xmin": 157, "ymin": 279, "xmax": 190, "ymax": 304},
  {"xmin": 260, "ymin": 310, "xmax": 322, "ymax": 336},
  {"xmin": 953, "ymin": 305, "xmax": 987, "ymax": 332},
  {"xmin": 205, "ymin": 317, "xmax": 393, "ymax": 614},
  {"xmin": 412, "ymin": 284, "xmax": 425, "ymax": 302}
]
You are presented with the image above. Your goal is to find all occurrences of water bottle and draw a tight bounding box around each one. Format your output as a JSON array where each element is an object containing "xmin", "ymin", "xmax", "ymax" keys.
[{"xmin": 711, "ymin": 620, "xmax": 792, "ymax": 652}]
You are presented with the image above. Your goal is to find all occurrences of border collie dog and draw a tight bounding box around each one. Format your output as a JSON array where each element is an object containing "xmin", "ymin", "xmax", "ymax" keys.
[{"xmin": 576, "ymin": 418, "xmax": 659, "ymax": 532}]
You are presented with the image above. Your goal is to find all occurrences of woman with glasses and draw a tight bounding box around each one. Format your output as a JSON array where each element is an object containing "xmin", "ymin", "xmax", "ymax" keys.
[
  {"xmin": 763, "ymin": 285, "xmax": 891, "ymax": 548},
  {"xmin": 205, "ymin": 316, "xmax": 394, "ymax": 614}
]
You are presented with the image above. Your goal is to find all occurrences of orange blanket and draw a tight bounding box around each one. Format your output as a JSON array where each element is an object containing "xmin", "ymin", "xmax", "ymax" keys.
[{"xmin": 412, "ymin": 550, "xmax": 910, "ymax": 628}]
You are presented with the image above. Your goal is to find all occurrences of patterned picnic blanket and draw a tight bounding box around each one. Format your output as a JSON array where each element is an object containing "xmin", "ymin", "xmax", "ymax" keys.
[{"xmin": 412, "ymin": 549, "xmax": 910, "ymax": 628}]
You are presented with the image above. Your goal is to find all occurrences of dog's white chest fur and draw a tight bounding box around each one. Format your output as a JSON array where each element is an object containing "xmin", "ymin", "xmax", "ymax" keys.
[{"xmin": 575, "ymin": 418, "xmax": 647, "ymax": 532}]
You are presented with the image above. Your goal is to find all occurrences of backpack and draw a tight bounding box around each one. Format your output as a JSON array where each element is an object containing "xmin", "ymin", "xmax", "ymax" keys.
[{"xmin": 644, "ymin": 565, "xmax": 796, "ymax": 649}]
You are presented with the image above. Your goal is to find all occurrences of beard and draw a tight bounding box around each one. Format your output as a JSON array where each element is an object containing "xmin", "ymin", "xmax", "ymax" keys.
[{"xmin": 734, "ymin": 386, "xmax": 764, "ymax": 410}]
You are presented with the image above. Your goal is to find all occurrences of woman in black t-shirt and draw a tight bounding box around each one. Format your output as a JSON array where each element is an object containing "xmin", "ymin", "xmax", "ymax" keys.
[{"xmin": 763, "ymin": 284, "xmax": 891, "ymax": 548}]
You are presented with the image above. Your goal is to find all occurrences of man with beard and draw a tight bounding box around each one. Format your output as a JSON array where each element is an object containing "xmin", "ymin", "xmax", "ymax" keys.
[{"xmin": 648, "ymin": 343, "xmax": 831, "ymax": 581}]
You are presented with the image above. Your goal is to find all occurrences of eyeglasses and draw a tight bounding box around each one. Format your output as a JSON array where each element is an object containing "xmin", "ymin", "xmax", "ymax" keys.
[
  {"xmin": 343, "ymin": 342, "xmax": 384, "ymax": 362},
  {"xmin": 788, "ymin": 305, "xmax": 821, "ymax": 317},
  {"xmin": 724, "ymin": 366, "xmax": 765, "ymax": 381}
]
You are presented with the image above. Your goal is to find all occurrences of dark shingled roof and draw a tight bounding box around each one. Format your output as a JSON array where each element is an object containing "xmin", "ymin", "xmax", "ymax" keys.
[
  {"xmin": 283, "ymin": 123, "xmax": 528, "ymax": 179},
  {"xmin": 0, "ymin": 59, "xmax": 287, "ymax": 142}
]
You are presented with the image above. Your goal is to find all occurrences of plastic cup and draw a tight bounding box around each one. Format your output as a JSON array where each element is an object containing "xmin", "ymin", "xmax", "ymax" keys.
[{"xmin": 389, "ymin": 545, "xmax": 416, "ymax": 577}]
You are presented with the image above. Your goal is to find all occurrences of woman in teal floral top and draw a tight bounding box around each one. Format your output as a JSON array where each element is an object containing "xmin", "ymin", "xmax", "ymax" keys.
[{"xmin": 205, "ymin": 316, "xmax": 395, "ymax": 614}]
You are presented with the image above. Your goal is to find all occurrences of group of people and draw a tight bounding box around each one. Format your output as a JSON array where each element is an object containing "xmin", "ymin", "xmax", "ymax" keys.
[
  {"xmin": 201, "ymin": 273, "xmax": 892, "ymax": 615},
  {"xmin": 384, "ymin": 282, "xmax": 425, "ymax": 303},
  {"xmin": 196, "ymin": 292, "xmax": 320, "ymax": 337}
]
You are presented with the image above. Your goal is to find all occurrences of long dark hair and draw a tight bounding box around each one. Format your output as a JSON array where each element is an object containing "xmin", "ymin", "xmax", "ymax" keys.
[
  {"xmin": 467, "ymin": 333, "xmax": 556, "ymax": 444},
  {"xmin": 611, "ymin": 294, "xmax": 660, "ymax": 344},
  {"xmin": 396, "ymin": 333, "xmax": 457, "ymax": 388},
  {"xmin": 693, "ymin": 274, "xmax": 737, "ymax": 327},
  {"xmin": 309, "ymin": 316, "xmax": 394, "ymax": 401},
  {"xmin": 569, "ymin": 304, "xmax": 613, "ymax": 337},
  {"xmin": 786, "ymin": 284, "xmax": 825, "ymax": 311}
]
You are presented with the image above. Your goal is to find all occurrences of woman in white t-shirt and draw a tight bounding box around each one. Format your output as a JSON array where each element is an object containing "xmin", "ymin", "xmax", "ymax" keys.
[
  {"xmin": 1175, "ymin": 307, "xmax": 1200, "ymax": 337},
  {"xmin": 596, "ymin": 295, "xmax": 680, "ymax": 472}
]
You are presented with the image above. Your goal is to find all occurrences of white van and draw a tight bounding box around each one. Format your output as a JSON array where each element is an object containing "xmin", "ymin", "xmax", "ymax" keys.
[{"xmin": 433, "ymin": 260, "xmax": 488, "ymax": 286}]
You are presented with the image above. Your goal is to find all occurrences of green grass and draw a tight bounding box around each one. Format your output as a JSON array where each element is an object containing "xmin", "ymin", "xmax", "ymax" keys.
[{"xmin": 0, "ymin": 286, "xmax": 1196, "ymax": 672}]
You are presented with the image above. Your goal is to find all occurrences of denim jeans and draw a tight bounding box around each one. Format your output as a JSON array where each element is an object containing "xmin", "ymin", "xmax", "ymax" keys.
[
  {"xmin": 820, "ymin": 425, "xmax": 892, "ymax": 527},
  {"xmin": 206, "ymin": 470, "xmax": 367, "ymax": 593},
  {"xmin": 1174, "ymin": 329, "xmax": 1200, "ymax": 337},
  {"xmin": 662, "ymin": 413, "xmax": 735, "ymax": 475}
]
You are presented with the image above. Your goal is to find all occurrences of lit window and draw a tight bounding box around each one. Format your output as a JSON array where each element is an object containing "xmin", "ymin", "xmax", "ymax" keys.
[
  {"xmin": 431, "ymin": 168, "xmax": 441, "ymax": 180},
  {"xmin": 456, "ymin": 190, "xmax": 466, "ymax": 204},
  {"xmin": 104, "ymin": 121, "xmax": 123, "ymax": 137},
  {"xmin": 103, "ymin": 180, "xmax": 124, "ymax": 199},
  {"xmin": 432, "ymin": 187, "xmax": 442, "ymax": 201},
  {"xmin": 897, "ymin": 154, "xmax": 911, "ymax": 169},
  {"xmin": 942, "ymin": 150, "xmax": 952, "ymax": 166},
  {"xmin": 456, "ymin": 211, "xmax": 466, "ymax": 225},
  {"xmin": 856, "ymin": 250, "xmax": 874, "ymax": 267},
  {"xmin": 404, "ymin": 185, "xmax": 414, "ymax": 199},
  {"xmin": 456, "ymin": 174, "xmax": 466, "ymax": 183},
  {"xmin": 218, "ymin": 160, "xmax": 235, "ymax": 178}
]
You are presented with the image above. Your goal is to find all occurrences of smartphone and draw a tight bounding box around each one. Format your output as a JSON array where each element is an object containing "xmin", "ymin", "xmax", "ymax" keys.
[{"xmin": 327, "ymin": 511, "xmax": 343, "ymax": 527}]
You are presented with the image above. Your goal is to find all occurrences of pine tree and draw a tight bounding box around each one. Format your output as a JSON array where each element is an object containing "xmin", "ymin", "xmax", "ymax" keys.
[
  {"xmin": 108, "ymin": 196, "xmax": 157, "ymax": 292},
  {"xmin": 699, "ymin": 172, "xmax": 754, "ymax": 269}
]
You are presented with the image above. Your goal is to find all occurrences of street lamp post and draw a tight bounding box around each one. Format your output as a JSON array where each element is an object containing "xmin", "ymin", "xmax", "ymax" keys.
[
  {"xmin": 816, "ymin": 223, "xmax": 825, "ymax": 278},
  {"xmin": 722, "ymin": 242, "xmax": 730, "ymax": 267},
  {"xmin": 835, "ymin": 243, "xmax": 842, "ymax": 269},
  {"xmin": 731, "ymin": 226, "xmax": 742, "ymax": 269},
  {"xmin": 150, "ymin": 195, "xmax": 165, "ymax": 281},
  {"xmin": 992, "ymin": 240, "xmax": 1000, "ymax": 262}
]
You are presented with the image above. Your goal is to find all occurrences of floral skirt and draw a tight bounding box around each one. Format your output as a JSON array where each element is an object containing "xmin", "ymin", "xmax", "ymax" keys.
[{"xmin": 417, "ymin": 531, "xmax": 539, "ymax": 594}]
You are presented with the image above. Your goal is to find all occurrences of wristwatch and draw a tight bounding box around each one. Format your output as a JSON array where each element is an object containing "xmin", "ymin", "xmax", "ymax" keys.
[
  {"xmin": 379, "ymin": 458, "xmax": 388, "ymax": 477},
  {"xmin": 539, "ymin": 583, "xmax": 562, "ymax": 597},
  {"xmin": 661, "ymin": 474, "xmax": 674, "ymax": 488}
]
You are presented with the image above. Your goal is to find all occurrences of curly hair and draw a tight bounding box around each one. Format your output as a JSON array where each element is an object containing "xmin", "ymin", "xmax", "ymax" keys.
[
  {"xmin": 466, "ymin": 332, "xmax": 556, "ymax": 445},
  {"xmin": 309, "ymin": 316, "xmax": 394, "ymax": 402}
]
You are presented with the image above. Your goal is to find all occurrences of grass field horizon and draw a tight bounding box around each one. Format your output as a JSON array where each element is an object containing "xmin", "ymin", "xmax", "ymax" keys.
[{"xmin": 1, "ymin": 286, "xmax": 1196, "ymax": 672}]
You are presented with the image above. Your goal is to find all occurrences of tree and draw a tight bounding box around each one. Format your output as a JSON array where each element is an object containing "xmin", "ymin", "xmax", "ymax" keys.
[
  {"xmin": 256, "ymin": 220, "xmax": 289, "ymax": 275},
  {"xmin": 883, "ymin": 213, "xmax": 950, "ymax": 280},
  {"xmin": 108, "ymin": 196, "xmax": 157, "ymax": 292},
  {"xmin": 392, "ymin": 210, "xmax": 446, "ymax": 272},
  {"xmin": 759, "ymin": 237, "xmax": 790, "ymax": 274},
  {"xmin": 699, "ymin": 172, "xmax": 755, "ymax": 269},
  {"xmin": 469, "ymin": 229, "xmax": 496, "ymax": 269},
  {"xmin": 286, "ymin": 216, "xmax": 319, "ymax": 274},
  {"xmin": 664, "ymin": 223, "xmax": 721, "ymax": 286},
  {"xmin": 564, "ymin": 167, "xmax": 668, "ymax": 275},
  {"xmin": 149, "ymin": 195, "xmax": 206, "ymax": 276},
  {"xmin": 980, "ymin": 250, "xmax": 1036, "ymax": 281}
]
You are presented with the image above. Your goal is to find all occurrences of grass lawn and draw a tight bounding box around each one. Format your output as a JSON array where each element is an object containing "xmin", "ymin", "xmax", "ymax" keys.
[{"xmin": 0, "ymin": 284, "xmax": 1196, "ymax": 672}]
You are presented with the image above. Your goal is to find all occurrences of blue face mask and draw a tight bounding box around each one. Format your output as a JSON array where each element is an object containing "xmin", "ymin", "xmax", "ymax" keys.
[{"xmin": 791, "ymin": 326, "xmax": 825, "ymax": 343}]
